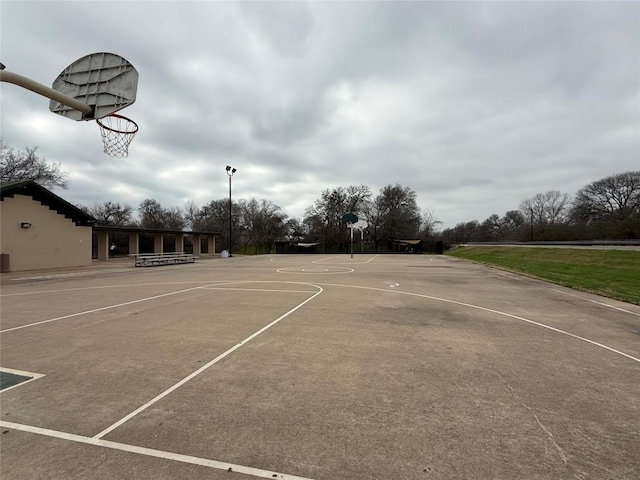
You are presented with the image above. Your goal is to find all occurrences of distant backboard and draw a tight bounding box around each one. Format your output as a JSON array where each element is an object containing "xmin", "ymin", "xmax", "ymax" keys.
[
  {"xmin": 50, "ymin": 52, "xmax": 138, "ymax": 121},
  {"xmin": 341, "ymin": 213, "xmax": 358, "ymax": 225},
  {"xmin": 353, "ymin": 219, "xmax": 368, "ymax": 230}
]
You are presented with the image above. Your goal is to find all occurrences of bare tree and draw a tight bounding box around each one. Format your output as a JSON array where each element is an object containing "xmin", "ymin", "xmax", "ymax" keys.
[
  {"xmin": 344, "ymin": 185, "xmax": 372, "ymax": 213},
  {"xmin": 571, "ymin": 171, "xmax": 640, "ymax": 222},
  {"xmin": 82, "ymin": 201, "xmax": 135, "ymax": 226},
  {"xmin": 0, "ymin": 140, "xmax": 68, "ymax": 188},
  {"xmin": 544, "ymin": 191, "xmax": 571, "ymax": 224},
  {"xmin": 419, "ymin": 209, "xmax": 442, "ymax": 240},
  {"xmin": 501, "ymin": 210, "xmax": 526, "ymax": 240},
  {"xmin": 191, "ymin": 199, "xmax": 228, "ymax": 232},
  {"xmin": 138, "ymin": 199, "xmax": 165, "ymax": 229},
  {"xmin": 183, "ymin": 200, "xmax": 200, "ymax": 230},
  {"xmin": 361, "ymin": 195, "xmax": 383, "ymax": 250},
  {"xmin": 479, "ymin": 214, "xmax": 502, "ymax": 241},
  {"xmin": 163, "ymin": 207, "xmax": 187, "ymax": 230},
  {"xmin": 188, "ymin": 199, "xmax": 241, "ymax": 249},
  {"xmin": 304, "ymin": 185, "xmax": 372, "ymax": 250},
  {"xmin": 454, "ymin": 221, "xmax": 480, "ymax": 243},
  {"xmin": 570, "ymin": 171, "xmax": 640, "ymax": 238},
  {"xmin": 520, "ymin": 190, "xmax": 571, "ymax": 225},
  {"xmin": 138, "ymin": 199, "xmax": 185, "ymax": 230},
  {"xmin": 285, "ymin": 218, "xmax": 307, "ymax": 242},
  {"xmin": 376, "ymin": 184, "xmax": 421, "ymax": 242},
  {"xmin": 239, "ymin": 199, "xmax": 288, "ymax": 253}
]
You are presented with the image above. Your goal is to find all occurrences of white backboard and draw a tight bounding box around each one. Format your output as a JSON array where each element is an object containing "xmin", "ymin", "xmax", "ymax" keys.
[{"xmin": 50, "ymin": 52, "xmax": 138, "ymax": 121}]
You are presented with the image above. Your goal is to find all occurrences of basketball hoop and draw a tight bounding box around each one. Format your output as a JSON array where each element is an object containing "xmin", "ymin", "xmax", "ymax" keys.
[{"xmin": 96, "ymin": 113, "xmax": 139, "ymax": 157}]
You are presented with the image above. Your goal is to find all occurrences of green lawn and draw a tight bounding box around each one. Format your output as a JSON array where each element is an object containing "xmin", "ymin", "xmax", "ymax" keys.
[{"xmin": 446, "ymin": 246, "xmax": 640, "ymax": 305}]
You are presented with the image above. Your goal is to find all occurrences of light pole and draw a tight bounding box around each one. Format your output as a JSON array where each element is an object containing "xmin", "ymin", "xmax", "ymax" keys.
[
  {"xmin": 530, "ymin": 208, "xmax": 534, "ymax": 242},
  {"xmin": 225, "ymin": 165, "xmax": 236, "ymax": 257}
]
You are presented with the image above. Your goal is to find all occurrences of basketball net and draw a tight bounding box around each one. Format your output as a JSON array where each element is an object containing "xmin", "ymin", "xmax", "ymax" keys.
[{"xmin": 96, "ymin": 113, "xmax": 139, "ymax": 158}]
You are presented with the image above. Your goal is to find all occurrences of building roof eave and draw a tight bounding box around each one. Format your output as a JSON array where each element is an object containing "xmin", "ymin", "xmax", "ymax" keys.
[{"xmin": 1, "ymin": 180, "xmax": 96, "ymax": 226}]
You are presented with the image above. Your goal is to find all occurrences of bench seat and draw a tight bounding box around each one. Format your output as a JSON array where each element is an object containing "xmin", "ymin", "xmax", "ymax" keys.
[{"xmin": 133, "ymin": 253, "xmax": 196, "ymax": 267}]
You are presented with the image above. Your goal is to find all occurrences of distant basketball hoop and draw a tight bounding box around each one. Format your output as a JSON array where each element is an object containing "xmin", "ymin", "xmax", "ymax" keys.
[{"xmin": 96, "ymin": 113, "xmax": 139, "ymax": 158}]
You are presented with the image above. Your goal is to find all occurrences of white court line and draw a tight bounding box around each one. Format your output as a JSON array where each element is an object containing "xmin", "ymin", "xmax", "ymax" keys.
[
  {"xmin": 0, "ymin": 421, "xmax": 313, "ymax": 480},
  {"xmin": 319, "ymin": 283, "xmax": 640, "ymax": 364},
  {"xmin": 93, "ymin": 284, "xmax": 323, "ymax": 439},
  {"xmin": 312, "ymin": 255, "xmax": 377, "ymax": 264},
  {"xmin": 201, "ymin": 287, "xmax": 319, "ymax": 293},
  {"xmin": 0, "ymin": 366, "xmax": 44, "ymax": 377},
  {"xmin": 0, "ymin": 285, "xmax": 214, "ymax": 334},
  {"xmin": 0, "ymin": 368, "xmax": 45, "ymax": 393},
  {"xmin": 0, "ymin": 281, "xmax": 223, "ymax": 297},
  {"xmin": 277, "ymin": 267, "xmax": 354, "ymax": 274},
  {"xmin": 2, "ymin": 285, "xmax": 140, "ymax": 297},
  {"xmin": 552, "ymin": 289, "xmax": 640, "ymax": 317}
]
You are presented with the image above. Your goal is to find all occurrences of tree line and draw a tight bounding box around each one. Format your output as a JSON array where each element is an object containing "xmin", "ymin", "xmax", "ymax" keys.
[
  {"xmin": 76, "ymin": 184, "xmax": 438, "ymax": 254},
  {"xmin": 2, "ymin": 141, "xmax": 638, "ymax": 252},
  {"xmin": 444, "ymin": 171, "xmax": 640, "ymax": 244}
]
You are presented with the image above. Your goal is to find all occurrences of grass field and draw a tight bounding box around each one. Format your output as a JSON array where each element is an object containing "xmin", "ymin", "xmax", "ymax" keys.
[{"xmin": 447, "ymin": 246, "xmax": 640, "ymax": 305}]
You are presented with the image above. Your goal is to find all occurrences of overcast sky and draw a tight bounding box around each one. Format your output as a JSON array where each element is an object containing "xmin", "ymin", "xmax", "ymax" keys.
[{"xmin": 2, "ymin": 1, "xmax": 639, "ymax": 229}]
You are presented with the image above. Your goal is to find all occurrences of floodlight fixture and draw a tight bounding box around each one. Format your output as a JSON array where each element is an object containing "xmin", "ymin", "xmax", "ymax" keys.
[{"xmin": 226, "ymin": 165, "xmax": 237, "ymax": 256}]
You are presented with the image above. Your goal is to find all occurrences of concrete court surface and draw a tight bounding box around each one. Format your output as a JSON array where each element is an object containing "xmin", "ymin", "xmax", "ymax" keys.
[{"xmin": 0, "ymin": 254, "xmax": 638, "ymax": 480}]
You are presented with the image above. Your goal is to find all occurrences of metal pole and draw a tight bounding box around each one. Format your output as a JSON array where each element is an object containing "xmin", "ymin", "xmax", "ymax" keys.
[
  {"xmin": 0, "ymin": 70, "xmax": 94, "ymax": 116},
  {"xmin": 228, "ymin": 174, "xmax": 232, "ymax": 256},
  {"xmin": 350, "ymin": 225, "xmax": 354, "ymax": 259},
  {"xmin": 530, "ymin": 209, "xmax": 534, "ymax": 242},
  {"xmin": 226, "ymin": 166, "xmax": 236, "ymax": 257}
]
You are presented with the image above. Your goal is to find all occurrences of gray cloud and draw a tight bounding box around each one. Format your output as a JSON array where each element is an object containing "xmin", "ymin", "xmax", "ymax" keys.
[{"xmin": 1, "ymin": 1, "xmax": 638, "ymax": 228}]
